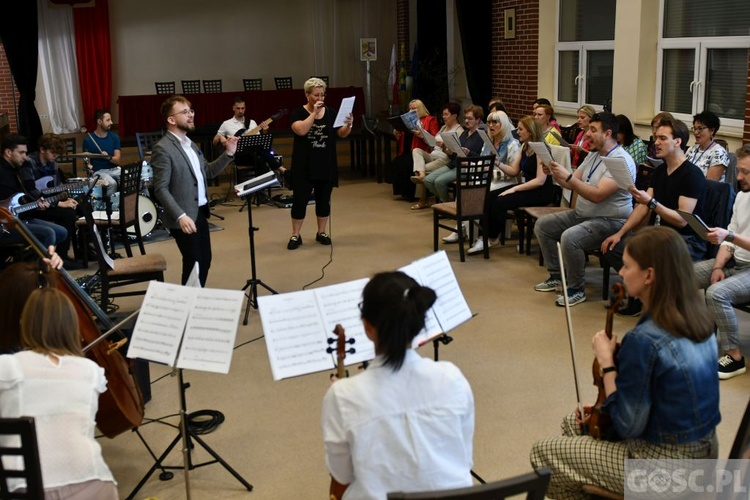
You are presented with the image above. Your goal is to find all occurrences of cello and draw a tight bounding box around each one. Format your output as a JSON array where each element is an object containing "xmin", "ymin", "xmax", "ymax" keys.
[{"xmin": 0, "ymin": 207, "xmax": 144, "ymax": 438}]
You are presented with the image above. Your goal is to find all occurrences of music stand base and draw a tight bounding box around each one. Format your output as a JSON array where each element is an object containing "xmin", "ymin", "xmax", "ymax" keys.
[{"xmin": 242, "ymin": 278, "xmax": 277, "ymax": 325}]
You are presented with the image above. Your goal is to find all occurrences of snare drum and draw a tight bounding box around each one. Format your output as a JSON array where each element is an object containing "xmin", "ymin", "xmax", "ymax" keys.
[
  {"xmin": 140, "ymin": 161, "xmax": 154, "ymax": 189},
  {"xmin": 127, "ymin": 195, "xmax": 158, "ymax": 237}
]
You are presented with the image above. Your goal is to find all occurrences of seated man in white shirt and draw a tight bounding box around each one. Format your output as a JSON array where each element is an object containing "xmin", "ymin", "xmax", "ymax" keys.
[{"xmin": 213, "ymin": 96, "xmax": 268, "ymax": 150}]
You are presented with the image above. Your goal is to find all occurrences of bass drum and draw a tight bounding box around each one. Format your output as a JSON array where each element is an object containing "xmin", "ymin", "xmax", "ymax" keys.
[{"xmin": 127, "ymin": 195, "xmax": 158, "ymax": 238}]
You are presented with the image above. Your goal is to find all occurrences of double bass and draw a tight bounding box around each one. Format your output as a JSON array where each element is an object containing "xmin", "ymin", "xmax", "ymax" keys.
[{"xmin": 0, "ymin": 207, "xmax": 144, "ymax": 438}]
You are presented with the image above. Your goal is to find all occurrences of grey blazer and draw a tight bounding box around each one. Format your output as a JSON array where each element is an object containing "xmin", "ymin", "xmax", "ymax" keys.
[{"xmin": 151, "ymin": 132, "xmax": 232, "ymax": 229}]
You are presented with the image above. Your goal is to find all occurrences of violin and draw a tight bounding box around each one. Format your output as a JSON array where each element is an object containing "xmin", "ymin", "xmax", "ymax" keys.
[
  {"xmin": 327, "ymin": 324, "xmax": 355, "ymax": 500},
  {"xmin": 0, "ymin": 207, "xmax": 144, "ymax": 438},
  {"xmin": 588, "ymin": 283, "xmax": 625, "ymax": 440}
]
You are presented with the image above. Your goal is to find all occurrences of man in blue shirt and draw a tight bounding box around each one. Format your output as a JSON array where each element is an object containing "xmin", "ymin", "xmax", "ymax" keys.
[{"xmin": 82, "ymin": 109, "xmax": 121, "ymax": 197}]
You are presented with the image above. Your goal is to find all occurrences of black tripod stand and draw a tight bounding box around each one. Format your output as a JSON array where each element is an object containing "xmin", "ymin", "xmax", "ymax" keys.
[
  {"xmin": 126, "ymin": 369, "xmax": 252, "ymax": 499},
  {"xmin": 236, "ymin": 172, "xmax": 280, "ymax": 325}
]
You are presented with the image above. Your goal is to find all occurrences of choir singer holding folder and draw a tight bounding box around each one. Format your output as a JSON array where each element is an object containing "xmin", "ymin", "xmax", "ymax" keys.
[{"xmin": 322, "ymin": 271, "xmax": 474, "ymax": 500}]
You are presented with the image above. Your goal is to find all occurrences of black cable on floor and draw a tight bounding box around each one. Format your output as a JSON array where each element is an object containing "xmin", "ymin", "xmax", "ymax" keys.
[{"xmin": 302, "ymin": 211, "xmax": 334, "ymax": 291}]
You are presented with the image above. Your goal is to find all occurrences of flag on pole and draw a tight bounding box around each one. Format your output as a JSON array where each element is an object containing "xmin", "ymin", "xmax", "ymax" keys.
[{"xmin": 387, "ymin": 43, "xmax": 397, "ymax": 105}]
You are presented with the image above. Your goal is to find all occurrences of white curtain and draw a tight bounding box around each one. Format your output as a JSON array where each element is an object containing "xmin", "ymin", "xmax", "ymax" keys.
[
  {"xmin": 309, "ymin": 0, "xmax": 397, "ymax": 115},
  {"xmin": 37, "ymin": 0, "xmax": 83, "ymax": 134}
]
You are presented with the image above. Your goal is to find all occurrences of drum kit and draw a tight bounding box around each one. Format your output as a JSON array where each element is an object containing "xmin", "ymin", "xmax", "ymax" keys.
[{"xmin": 68, "ymin": 152, "xmax": 161, "ymax": 237}]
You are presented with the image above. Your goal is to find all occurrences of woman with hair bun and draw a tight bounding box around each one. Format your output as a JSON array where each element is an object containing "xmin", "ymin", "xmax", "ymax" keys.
[{"xmin": 322, "ymin": 271, "xmax": 474, "ymax": 500}]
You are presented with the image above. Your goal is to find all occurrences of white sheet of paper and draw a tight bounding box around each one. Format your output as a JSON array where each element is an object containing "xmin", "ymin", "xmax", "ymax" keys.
[
  {"xmin": 413, "ymin": 251, "xmax": 472, "ymax": 333},
  {"xmin": 441, "ymin": 131, "xmax": 466, "ymax": 157},
  {"xmin": 176, "ymin": 287, "xmax": 244, "ymax": 374},
  {"xmin": 679, "ymin": 210, "xmax": 710, "ymax": 241},
  {"xmin": 398, "ymin": 262, "xmax": 444, "ymax": 348},
  {"xmin": 601, "ymin": 156, "xmax": 635, "ymax": 190},
  {"xmin": 128, "ymin": 281, "xmax": 195, "ymax": 366},
  {"xmin": 258, "ymin": 291, "xmax": 334, "ymax": 381},
  {"xmin": 185, "ymin": 262, "xmax": 201, "ymax": 288},
  {"xmin": 647, "ymin": 156, "xmax": 664, "ymax": 167},
  {"xmin": 477, "ymin": 129, "xmax": 498, "ymax": 157},
  {"xmin": 314, "ymin": 278, "xmax": 375, "ymax": 365},
  {"xmin": 91, "ymin": 224, "xmax": 115, "ymax": 270},
  {"xmin": 235, "ymin": 171, "xmax": 278, "ymax": 198},
  {"xmin": 333, "ymin": 96, "xmax": 356, "ymax": 128},
  {"xmin": 529, "ymin": 142, "xmax": 554, "ymax": 166},
  {"xmin": 418, "ymin": 123, "xmax": 437, "ymax": 149}
]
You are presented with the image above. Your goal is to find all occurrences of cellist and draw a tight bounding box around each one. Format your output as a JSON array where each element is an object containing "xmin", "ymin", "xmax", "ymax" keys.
[
  {"xmin": 530, "ymin": 226, "xmax": 720, "ymax": 499},
  {"xmin": 0, "ymin": 287, "xmax": 118, "ymax": 499}
]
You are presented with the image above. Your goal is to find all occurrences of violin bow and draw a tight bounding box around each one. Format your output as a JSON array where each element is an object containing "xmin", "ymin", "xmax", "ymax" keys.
[{"xmin": 557, "ymin": 242, "xmax": 588, "ymax": 433}]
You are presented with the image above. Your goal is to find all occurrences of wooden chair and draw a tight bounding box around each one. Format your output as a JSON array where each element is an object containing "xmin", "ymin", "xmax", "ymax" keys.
[
  {"xmin": 433, "ymin": 155, "xmax": 494, "ymax": 262},
  {"xmin": 81, "ymin": 202, "xmax": 166, "ymax": 310},
  {"xmin": 56, "ymin": 136, "xmax": 78, "ymax": 178},
  {"xmin": 387, "ymin": 468, "xmax": 552, "ymax": 500},
  {"xmin": 310, "ymin": 75, "xmax": 329, "ymax": 87},
  {"xmin": 154, "ymin": 81, "xmax": 175, "ymax": 94},
  {"xmin": 181, "ymin": 79, "xmax": 201, "ymax": 94},
  {"xmin": 0, "ymin": 417, "xmax": 44, "ymax": 500},
  {"xmin": 135, "ymin": 131, "xmax": 163, "ymax": 162},
  {"xmin": 202, "ymin": 79, "xmax": 222, "ymax": 93},
  {"xmin": 243, "ymin": 78, "xmax": 262, "ymax": 91},
  {"xmin": 274, "ymin": 76, "xmax": 293, "ymax": 90}
]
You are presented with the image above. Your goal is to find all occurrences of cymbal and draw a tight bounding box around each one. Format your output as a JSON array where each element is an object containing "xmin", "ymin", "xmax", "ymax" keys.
[{"xmin": 69, "ymin": 152, "xmax": 110, "ymax": 158}]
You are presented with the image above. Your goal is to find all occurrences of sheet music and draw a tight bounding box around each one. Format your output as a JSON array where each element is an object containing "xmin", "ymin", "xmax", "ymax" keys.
[
  {"xmin": 401, "ymin": 110, "xmax": 419, "ymax": 130},
  {"xmin": 185, "ymin": 262, "xmax": 201, "ymax": 288},
  {"xmin": 413, "ymin": 251, "xmax": 472, "ymax": 333},
  {"xmin": 678, "ymin": 210, "xmax": 711, "ymax": 241},
  {"xmin": 176, "ymin": 287, "xmax": 244, "ymax": 374},
  {"xmin": 398, "ymin": 262, "xmax": 443, "ymax": 347},
  {"xmin": 647, "ymin": 156, "xmax": 664, "ymax": 167},
  {"xmin": 258, "ymin": 291, "xmax": 334, "ymax": 381},
  {"xmin": 529, "ymin": 142, "xmax": 554, "ymax": 166},
  {"xmin": 333, "ymin": 96, "xmax": 356, "ymax": 128},
  {"xmin": 128, "ymin": 282, "xmax": 194, "ymax": 366},
  {"xmin": 418, "ymin": 123, "xmax": 437, "ymax": 149},
  {"xmin": 601, "ymin": 156, "xmax": 635, "ymax": 190},
  {"xmin": 91, "ymin": 224, "xmax": 115, "ymax": 270},
  {"xmin": 477, "ymin": 129, "xmax": 498, "ymax": 157},
  {"xmin": 441, "ymin": 131, "xmax": 466, "ymax": 157},
  {"xmin": 235, "ymin": 171, "xmax": 278, "ymax": 197},
  {"xmin": 315, "ymin": 279, "xmax": 375, "ymax": 365}
]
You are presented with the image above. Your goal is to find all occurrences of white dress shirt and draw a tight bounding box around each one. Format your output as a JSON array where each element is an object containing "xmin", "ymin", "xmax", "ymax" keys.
[{"xmin": 170, "ymin": 131, "xmax": 207, "ymax": 207}]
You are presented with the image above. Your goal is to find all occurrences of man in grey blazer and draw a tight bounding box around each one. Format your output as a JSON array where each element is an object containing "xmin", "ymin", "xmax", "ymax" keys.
[{"xmin": 151, "ymin": 95, "xmax": 238, "ymax": 286}]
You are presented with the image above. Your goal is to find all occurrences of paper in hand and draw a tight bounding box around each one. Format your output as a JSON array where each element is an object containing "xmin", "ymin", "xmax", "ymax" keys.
[
  {"xmin": 418, "ymin": 122, "xmax": 437, "ymax": 148},
  {"xmin": 678, "ymin": 210, "xmax": 711, "ymax": 241},
  {"xmin": 528, "ymin": 142, "xmax": 554, "ymax": 166},
  {"xmin": 333, "ymin": 96, "xmax": 355, "ymax": 128},
  {"xmin": 601, "ymin": 156, "xmax": 635, "ymax": 190},
  {"xmin": 477, "ymin": 129, "xmax": 497, "ymax": 157},
  {"xmin": 441, "ymin": 131, "xmax": 466, "ymax": 157}
]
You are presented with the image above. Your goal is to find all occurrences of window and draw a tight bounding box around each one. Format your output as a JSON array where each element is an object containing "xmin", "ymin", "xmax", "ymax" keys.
[
  {"xmin": 555, "ymin": 0, "xmax": 616, "ymax": 109},
  {"xmin": 656, "ymin": 0, "xmax": 750, "ymax": 129}
]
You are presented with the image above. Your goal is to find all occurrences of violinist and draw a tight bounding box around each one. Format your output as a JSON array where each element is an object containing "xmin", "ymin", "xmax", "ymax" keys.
[
  {"xmin": 321, "ymin": 271, "xmax": 474, "ymax": 500},
  {"xmin": 530, "ymin": 226, "xmax": 720, "ymax": 499},
  {"xmin": 0, "ymin": 287, "xmax": 118, "ymax": 499}
]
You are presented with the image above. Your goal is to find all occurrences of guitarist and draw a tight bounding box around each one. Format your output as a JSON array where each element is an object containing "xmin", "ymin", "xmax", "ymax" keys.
[
  {"xmin": 213, "ymin": 96, "xmax": 269, "ymax": 150},
  {"xmin": 0, "ymin": 134, "xmax": 73, "ymax": 267}
]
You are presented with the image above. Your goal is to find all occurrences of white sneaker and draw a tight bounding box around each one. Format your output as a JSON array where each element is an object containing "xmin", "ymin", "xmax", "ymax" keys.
[
  {"xmin": 467, "ymin": 238, "xmax": 489, "ymax": 255},
  {"xmin": 442, "ymin": 222, "xmax": 468, "ymax": 244}
]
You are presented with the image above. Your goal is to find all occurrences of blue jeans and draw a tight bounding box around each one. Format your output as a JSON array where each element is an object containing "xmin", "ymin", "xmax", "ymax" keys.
[
  {"xmin": 423, "ymin": 165, "xmax": 455, "ymax": 202},
  {"xmin": 535, "ymin": 210, "xmax": 624, "ymax": 291},
  {"xmin": 0, "ymin": 220, "xmax": 57, "ymax": 249}
]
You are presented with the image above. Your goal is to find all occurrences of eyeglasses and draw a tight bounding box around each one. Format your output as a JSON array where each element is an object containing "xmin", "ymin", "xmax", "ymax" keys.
[
  {"xmin": 690, "ymin": 125, "xmax": 708, "ymax": 133},
  {"xmin": 170, "ymin": 108, "xmax": 195, "ymax": 117}
]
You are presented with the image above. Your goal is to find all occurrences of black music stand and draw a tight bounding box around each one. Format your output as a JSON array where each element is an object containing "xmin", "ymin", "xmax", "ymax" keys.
[
  {"xmin": 235, "ymin": 134, "xmax": 274, "ymax": 210},
  {"xmin": 236, "ymin": 172, "xmax": 280, "ymax": 325}
]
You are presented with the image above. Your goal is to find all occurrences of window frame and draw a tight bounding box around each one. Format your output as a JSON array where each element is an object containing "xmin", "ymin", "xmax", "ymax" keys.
[{"xmin": 555, "ymin": 41, "xmax": 615, "ymax": 111}]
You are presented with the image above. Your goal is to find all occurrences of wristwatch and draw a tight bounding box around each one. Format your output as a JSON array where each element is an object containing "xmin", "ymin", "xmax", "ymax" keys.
[
  {"xmin": 601, "ymin": 366, "xmax": 617, "ymax": 375},
  {"xmin": 727, "ymin": 230, "xmax": 735, "ymax": 242},
  {"xmin": 647, "ymin": 197, "xmax": 658, "ymax": 210}
]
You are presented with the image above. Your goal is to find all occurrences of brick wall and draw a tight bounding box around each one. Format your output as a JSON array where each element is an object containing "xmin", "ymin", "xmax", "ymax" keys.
[
  {"xmin": 491, "ymin": 0, "xmax": 539, "ymax": 123},
  {"xmin": 0, "ymin": 43, "xmax": 20, "ymax": 133}
]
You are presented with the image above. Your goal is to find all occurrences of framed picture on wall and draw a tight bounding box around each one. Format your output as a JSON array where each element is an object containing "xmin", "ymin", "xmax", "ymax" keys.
[
  {"xmin": 505, "ymin": 8, "xmax": 516, "ymax": 40},
  {"xmin": 360, "ymin": 38, "xmax": 377, "ymax": 62}
]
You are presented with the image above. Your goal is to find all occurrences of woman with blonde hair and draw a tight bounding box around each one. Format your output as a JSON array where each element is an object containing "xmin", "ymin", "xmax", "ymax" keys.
[
  {"xmin": 571, "ymin": 105, "xmax": 595, "ymax": 167},
  {"xmin": 0, "ymin": 288, "xmax": 118, "ymax": 498},
  {"xmin": 391, "ymin": 99, "xmax": 439, "ymax": 203}
]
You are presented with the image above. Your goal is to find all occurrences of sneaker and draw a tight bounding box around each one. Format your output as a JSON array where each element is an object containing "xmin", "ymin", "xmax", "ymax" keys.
[
  {"xmin": 316, "ymin": 232, "xmax": 332, "ymax": 245},
  {"xmin": 718, "ymin": 354, "xmax": 746, "ymax": 380},
  {"xmin": 534, "ymin": 276, "xmax": 562, "ymax": 292},
  {"xmin": 467, "ymin": 238, "xmax": 489, "ymax": 255},
  {"xmin": 556, "ymin": 288, "xmax": 587, "ymax": 307},
  {"xmin": 287, "ymin": 235, "xmax": 302, "ymax": 250},
  {"xmin": 442, "ymin": 223, "xmax": 468, "ymax": 244},
  {"xmin": 616, "ymin": 298, "xmax": 642, "ymax": 317}
]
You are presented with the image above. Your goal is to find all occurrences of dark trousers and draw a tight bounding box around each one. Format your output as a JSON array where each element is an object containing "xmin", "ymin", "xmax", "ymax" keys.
[
  {"xmin": 169, "ymin": 206, "xmax": 211, "ymax": 286},
  {"xmin": 291, "ymin": 178, "xmax": 333, "ymax": 220}
]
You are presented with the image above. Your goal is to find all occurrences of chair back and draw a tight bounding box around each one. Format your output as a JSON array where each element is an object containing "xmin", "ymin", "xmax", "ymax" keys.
[
  {"xmin": 202, "ymin": 79, "xmax": 222, "ymax": 93},
  {"xmin": 154, "ymin": 81, "xmax": 175, "ymax": 94},
  {"xmin": 274, "ymin": 76, "xmax": 293, "ymax": 90},
  {"xmin": 455, "ymin": 155, "xmax": 494, "ymax": 219},
  {"xmin": 0, "ymin": 416, "xmax": 44, "ymax": 500},
  {"xmin": 702, "ymin": 179, "xmax": 735, "ymax": 259},
  {"xmin": 243, "ymin": 78, "xmax": 263, "ymax": 91},
  {"xmin": 387, "ymin": 468, "xmax": 552, "ymax": 500},
  {"xmin": 56, "ymin": 136, "xmax": 78, "ymax": 178},
  {"xmin": 729, "ymin": 397, "xmax": 750, "ymax": 459},
  {"xmin": 181, "ymin": 80, "xmax": 201, "ymax": 94},
  {"xmin": 135, "ymin": 131, "xmax": 164, "ymax": 161},
  {"xmin": 118, "ymin": 162, "xmax": 143, "ymax": 230}
]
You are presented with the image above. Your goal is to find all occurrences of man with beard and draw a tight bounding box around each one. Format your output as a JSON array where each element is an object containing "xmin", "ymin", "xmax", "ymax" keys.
[
  {"xmin": 213, "ymin": 96, "xmax": 268, "ymax": 150},
  {"xmin": 151, "ymin": 95, "xmax": 237, "ymax": 286},
  {"xmin": 692, "ymin": 143, "xmax": 750, "ymax": 380},
  {"xmin": 82, "ymin": 109, "xmax": 121, "ymax": 197}
]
